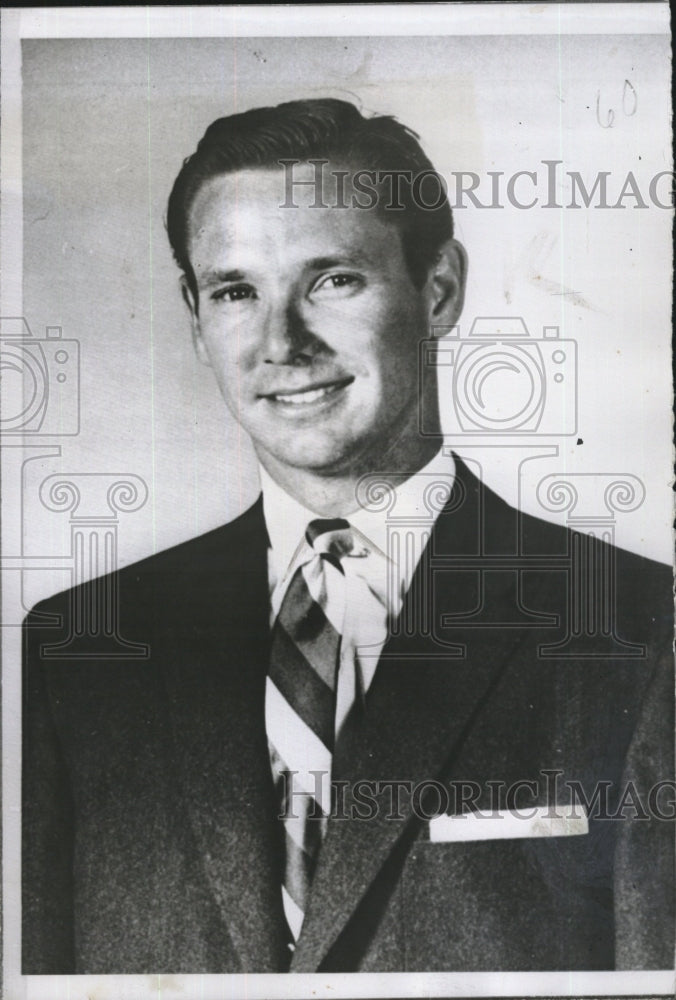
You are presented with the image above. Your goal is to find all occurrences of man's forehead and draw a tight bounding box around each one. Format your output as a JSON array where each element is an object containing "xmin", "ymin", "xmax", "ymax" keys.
[
  {"xmin": 187, "ymin": 165, "xmax": 396, "ymax": 259},
  {"xmin": 194, "ymin": 166, "xmax": 291, "ymax": 210},
  {"xmin": 190, "ymin": 162, "xmax": 342, "ymax": 217}
]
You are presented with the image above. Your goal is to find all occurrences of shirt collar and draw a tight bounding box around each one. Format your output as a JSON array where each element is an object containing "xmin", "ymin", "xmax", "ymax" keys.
[
  {"xmin": 348, "ymin": 448, "xmax": 455, "ymax": 560},
  {"xmin": 260, "ymin": 447, "xmax": 455, "ymax": 587}
]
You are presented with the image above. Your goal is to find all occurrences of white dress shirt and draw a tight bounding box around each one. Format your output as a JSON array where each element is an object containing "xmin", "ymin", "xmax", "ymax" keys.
[{"xmin": 261, "ymin": 449, "xmax": 455, "ymax": 737}]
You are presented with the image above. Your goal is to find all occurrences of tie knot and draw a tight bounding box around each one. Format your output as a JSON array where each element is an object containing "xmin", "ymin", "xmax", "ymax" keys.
[{"xmin": 305, "ymin": 518, "xmax": 354, "ymax": 561}]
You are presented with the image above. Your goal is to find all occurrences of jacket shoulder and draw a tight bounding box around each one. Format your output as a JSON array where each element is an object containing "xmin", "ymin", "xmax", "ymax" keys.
[{"xmin": 26, "ymin": 496, "xmax": 267, "ymax": 621}]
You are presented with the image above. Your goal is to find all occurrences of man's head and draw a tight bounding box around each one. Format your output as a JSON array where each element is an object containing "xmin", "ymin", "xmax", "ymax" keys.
[
  {"xmin": 167, "ymin": 99, "xmax": 466, "ymax": 498},
  {"xmin": 168, "ymin": 98, "xmax": 458, "ymax": 301}
]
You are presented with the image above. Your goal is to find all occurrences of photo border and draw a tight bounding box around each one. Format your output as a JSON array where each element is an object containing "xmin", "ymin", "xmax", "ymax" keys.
[{"xmin": 2, "ymin": 5, "xmax": 673, "ymax": 1000}]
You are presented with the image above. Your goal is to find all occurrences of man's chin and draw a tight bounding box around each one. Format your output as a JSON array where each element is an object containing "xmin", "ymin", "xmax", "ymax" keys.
[
  {"xmin": 269, "ymin": 451, "xmax": 352, "ymax": 475},
  {"xmin": 254, "ymin": 437, "xmax": 364, "ymax": 479}
]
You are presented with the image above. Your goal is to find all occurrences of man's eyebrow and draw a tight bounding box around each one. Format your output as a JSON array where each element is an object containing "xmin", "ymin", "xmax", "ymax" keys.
[
  {"xmin": 198, "ymin": 255, "xmax": 375, "ymax": 286},
  {"xmin": 198, "ymin": 269, "xmax": 247, "ymax": 287},
  {"xmin": 307, "ymin": 253, "xmax": 373, "ymax": 270}
]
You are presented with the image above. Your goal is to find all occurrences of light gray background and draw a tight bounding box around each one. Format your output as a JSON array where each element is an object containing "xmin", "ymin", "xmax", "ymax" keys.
[{"xmin": 20, "ymin": 34, "xmax": 673, "ymax": 607}]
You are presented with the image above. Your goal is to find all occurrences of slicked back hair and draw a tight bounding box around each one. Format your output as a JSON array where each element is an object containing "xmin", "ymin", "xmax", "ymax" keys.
[{"xmin": 166, "ymin": 98, "xmax": 453, "ymax": 301}]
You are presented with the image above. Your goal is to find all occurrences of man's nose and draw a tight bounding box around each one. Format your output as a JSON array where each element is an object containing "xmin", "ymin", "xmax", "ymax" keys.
[{"xmin": 261, "ymin": 299, "xmax": 317, "ymax": 365}]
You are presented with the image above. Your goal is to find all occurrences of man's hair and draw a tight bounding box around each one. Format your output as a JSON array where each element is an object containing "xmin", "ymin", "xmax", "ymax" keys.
[{"xmin": 166, "ymin": 98, "xmax": 453, "ymax": 300}]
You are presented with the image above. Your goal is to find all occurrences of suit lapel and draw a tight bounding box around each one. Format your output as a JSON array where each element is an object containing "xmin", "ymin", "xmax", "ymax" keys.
[
  {"xmin": 291, "ymin": 459, "xmax": 533, "ymax": 971},
  {"xmin": 160, "ymin": 501, "xmax": 290, "ymax": 972},
  {"xmin": 157, "ymin": 462, "xmax": 545, "ymax": 972}
]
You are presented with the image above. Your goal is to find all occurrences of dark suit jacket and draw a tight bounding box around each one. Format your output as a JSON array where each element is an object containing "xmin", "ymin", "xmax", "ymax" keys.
[{"xmin": 22, "ymin": 459, "xmax": 674, "ymax": 973}]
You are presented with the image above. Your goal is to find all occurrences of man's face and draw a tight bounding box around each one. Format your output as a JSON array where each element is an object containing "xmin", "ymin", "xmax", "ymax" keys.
[{"xmin": 185, "ymin": 166, "xmax": 457, "ymax": 478}]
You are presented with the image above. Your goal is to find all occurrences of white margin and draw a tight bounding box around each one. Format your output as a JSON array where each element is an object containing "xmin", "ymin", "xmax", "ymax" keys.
[
  {"xmin": 1, "ymin": 5, "xmax": 672, "ymax": 1000},
  {"xmin": 3, "ymin": 3, "xmax": 672, "ymax": 38}
]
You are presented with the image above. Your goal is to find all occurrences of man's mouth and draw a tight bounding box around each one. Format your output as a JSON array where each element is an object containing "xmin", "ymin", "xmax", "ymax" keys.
[{"xmin": 263, "ymin": 377, "xmax": 354, "ymax": 407}]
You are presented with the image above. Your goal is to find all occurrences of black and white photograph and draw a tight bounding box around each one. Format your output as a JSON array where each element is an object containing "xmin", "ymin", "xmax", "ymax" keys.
[{"xmin": 1, "ymin": 5, "xmax": 674, "ymax": 999}]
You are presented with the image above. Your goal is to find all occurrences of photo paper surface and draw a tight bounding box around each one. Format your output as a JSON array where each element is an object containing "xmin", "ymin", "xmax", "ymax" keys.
[{"xmin": 2, "ymin": 5, "xmax": 673, "ymax": 999}]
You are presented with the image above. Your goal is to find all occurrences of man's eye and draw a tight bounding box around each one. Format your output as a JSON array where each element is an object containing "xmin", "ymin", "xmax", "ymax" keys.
[
  {"xmin": 212, "ymin": 285, "xmax": 256, "ymax": 303},
  {"xmin": 313, "ymin": 273, "xmax": 363, "ymax": 294}
]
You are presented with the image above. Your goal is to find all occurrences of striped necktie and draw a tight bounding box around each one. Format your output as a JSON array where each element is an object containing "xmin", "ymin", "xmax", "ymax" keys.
[{"xmin": 266, "ymin": 518, "xmax": 353, "ymax": 945}]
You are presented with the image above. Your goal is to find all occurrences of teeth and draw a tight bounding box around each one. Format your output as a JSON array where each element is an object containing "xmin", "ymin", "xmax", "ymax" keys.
[{"xmin": 273, "ymin": 385, "xmax": 335, "ymax": 405}]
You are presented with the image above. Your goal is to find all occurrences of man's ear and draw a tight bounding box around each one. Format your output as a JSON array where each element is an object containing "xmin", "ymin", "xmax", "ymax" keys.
[
  {"xmin": 181, "ymin": 276, "xmax": 211, "ymax": 366},
  {"xmin": 424, "ymin": 238, "xmax": 468, "ymax": 332}
]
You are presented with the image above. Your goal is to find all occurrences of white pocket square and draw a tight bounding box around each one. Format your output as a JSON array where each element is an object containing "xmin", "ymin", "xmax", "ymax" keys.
[{"xmin": 428, "ymin": 806, "xmax": 589, "ymax": 843}]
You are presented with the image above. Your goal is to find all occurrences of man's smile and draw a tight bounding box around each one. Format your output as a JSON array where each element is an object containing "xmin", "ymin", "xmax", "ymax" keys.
[{"xmin": 260, "ymin": 375, "xmax": 355, "ymax": 407}]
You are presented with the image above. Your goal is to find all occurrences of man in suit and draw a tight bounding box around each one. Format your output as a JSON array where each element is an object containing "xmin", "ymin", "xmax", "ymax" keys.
[{"xmin": 23, "ymin": 99, "xmax": 674, "ymax": 974}]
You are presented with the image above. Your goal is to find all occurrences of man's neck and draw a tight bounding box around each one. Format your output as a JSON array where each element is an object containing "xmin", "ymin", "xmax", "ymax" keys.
[{"xmin": 257, "ymin": 432, "xmax": 444, "ymax": 518}]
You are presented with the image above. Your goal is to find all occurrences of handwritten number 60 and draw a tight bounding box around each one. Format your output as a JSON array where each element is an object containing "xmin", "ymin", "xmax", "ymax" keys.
[{"xmin": 596, "ymin": 80, "xmax": 637, "ymax": 129}]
